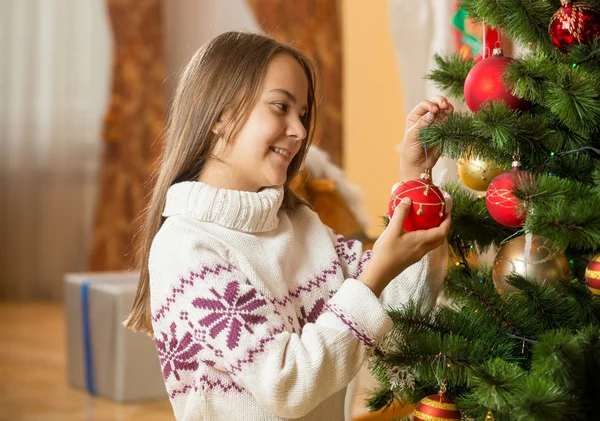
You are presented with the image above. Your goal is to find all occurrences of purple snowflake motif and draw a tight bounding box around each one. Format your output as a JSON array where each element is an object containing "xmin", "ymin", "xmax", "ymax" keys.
[
  {"xmin": 297, "ymin": 298, "xmax": 325, "ymax": 331},
  {"xmin": 155, "ymin": 322, "xmax": 203, "ymax": 381},
  {"xmin": 193, "ymin": 281, "xmax": 268, "ymax": 350},
  {"xmin": 336, "ymin": 236, "xmax": 358, "ymax": 266}
]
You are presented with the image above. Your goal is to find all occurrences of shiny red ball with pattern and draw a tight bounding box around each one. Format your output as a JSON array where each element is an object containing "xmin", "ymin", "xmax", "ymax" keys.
[
  {"xmin": 414, "ymin": 394, "xmax": 462, "ymax": 421},
  {"xmin": 549, "ymin": 1, "xmax": 600, "ymax": 53},
  {"xmin": 388, "ymin": 179, "xmax": 446, "ymax": 232},
  {"xmin": 485, "ymin": 167, "xmax": 532, "ymax": 227}
]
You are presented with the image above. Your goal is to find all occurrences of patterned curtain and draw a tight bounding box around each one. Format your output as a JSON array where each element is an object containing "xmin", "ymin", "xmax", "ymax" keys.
[
  {"xmin": 88, "ymin": 0, "xmax": 166, "ymax": 271},
  {"xmin": 246, "ymin": 0, "xmax": 343, "ymax": 166}
]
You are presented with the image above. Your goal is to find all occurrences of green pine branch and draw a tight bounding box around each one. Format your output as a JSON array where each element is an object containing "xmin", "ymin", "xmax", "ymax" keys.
[
  {"xmin": 458, "ymin": 0, "xmax": 561, "ymax": 53},
  {"xmin": 515, "ymin": 174, "xmax": 600, "ymax": 250},
  {"xmin": 426, "ymin": 54, "xmax": 474, "ymax": 101},
  {"xmin": 419, "ymin": 103, "xmax": 558, "ymax": 172},
  {"xmin": 441, "ymin": 182, "xmax": 514, "ymax": 263},
  {"xmin": 369, "ymin": 267, "xmax": 600, "ymax": 418}
]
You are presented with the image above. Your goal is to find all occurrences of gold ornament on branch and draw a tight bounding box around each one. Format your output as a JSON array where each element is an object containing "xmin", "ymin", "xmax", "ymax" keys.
[
  {"xmin": 492, "ymin": 234, "xmax": 570, "ymax": 293},
  {"xmin": 485, "ymin": 410, "xmax": 496, "ymax": 420},
  {"xmin": 457, "ymin": 157, "xmax": 505, "ymax": 191}
]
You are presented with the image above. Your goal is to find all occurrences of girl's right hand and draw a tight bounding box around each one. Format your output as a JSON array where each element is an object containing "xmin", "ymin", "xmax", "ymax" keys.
[{"xmin": 359, "ymin": 197, "xmax": 451, "ymax": 297}]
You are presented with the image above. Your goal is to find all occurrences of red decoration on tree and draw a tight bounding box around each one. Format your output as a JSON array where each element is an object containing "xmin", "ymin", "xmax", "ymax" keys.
[
  {"xmin": 388, "ymin": 174, "xmax": 446, "ymax": 232},
  {"xmin": 549, "ymin": 0, "xmax": 600, "ymax": 53},
  {"xmin": 414, "ymin": 394, "xmax": 462, "ymax": 421},
  {"xmin": 485, "ymin": 161, "xmax": 532, "ymax": 227},
  {"xmin": 463, "ymin": 48, "xmax": 531, "ymax": 112},
  {"xmin": 585, "ymin": 254, "xmax": 600, "ymax": 295}
]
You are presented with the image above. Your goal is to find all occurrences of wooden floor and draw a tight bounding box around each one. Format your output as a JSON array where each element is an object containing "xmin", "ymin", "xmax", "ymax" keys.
[{"xmin": 0, "ymin": 302, "xmax": 412, "ymax": 421}]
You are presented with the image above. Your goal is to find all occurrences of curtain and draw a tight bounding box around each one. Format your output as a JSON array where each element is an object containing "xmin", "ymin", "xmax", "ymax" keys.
[
  {"xmin": 0, "ymin": 0, "xmax": 112, "ymax": 299},
  {"xmin": 246, "ymin": 0, "xmax": 344, "ymax": 166},
  {"xmin": 388, "ymin": 0, "xmax": 460, "ymax": 185},
  {"xmin": 88, "ymin": 0, "xmax": 166, "ymax": 271}
]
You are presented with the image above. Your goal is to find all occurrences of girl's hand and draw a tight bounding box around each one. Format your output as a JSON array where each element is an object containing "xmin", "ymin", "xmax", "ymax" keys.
[
  {"xmin": 359, "ymin": 197, "xmax": 451, "ymax": 297},
  {"xmin": 399, "ymin": 95, "xmax": 454, "ymax": 182}
]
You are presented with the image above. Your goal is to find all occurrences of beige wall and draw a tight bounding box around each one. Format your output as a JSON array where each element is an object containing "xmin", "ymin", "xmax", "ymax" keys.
[{"xmin": 342, "ymin": 0, "xmax": 405, "ymax": 238}]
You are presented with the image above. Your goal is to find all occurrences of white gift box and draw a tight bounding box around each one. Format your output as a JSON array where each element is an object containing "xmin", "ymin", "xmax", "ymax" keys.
[{"xmin": 64, "ymin": 271, "xmax": 167, "ymax": 402}]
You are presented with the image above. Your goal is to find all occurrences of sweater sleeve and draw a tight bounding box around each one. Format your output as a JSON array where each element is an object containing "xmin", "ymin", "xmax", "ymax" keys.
[
  {"xmin": 150, "ymin": 244, "xmax": 393, "ymax": 419},
  {"xmin": 327, "ymin": 229, "xmax": 448, "ymax": 309}
]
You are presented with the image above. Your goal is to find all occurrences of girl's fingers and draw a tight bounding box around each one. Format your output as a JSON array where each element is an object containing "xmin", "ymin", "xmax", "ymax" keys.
[
  {"xmin": 430, "ymin": 95, "xmax": 451, "ymax": 110},
  {"xmin": 407, "ymin": 110, "xmax": 437, "ymax": 132},
  {"xmin": 407, "ymin": 101, "xmax": 440, "ymax": 125},
  {"xmin": 421, "ymin": 210, "xmax": 452, "ymax": 245},
  {"xmin": 388, "ymin": 197, "xmax": 411, "ymax": 234}
]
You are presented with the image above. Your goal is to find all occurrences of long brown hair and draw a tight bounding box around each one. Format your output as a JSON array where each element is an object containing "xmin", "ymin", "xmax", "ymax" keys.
[{"xmin": 124, "ymin": 32, "xmax": 318, "ymax": 334}]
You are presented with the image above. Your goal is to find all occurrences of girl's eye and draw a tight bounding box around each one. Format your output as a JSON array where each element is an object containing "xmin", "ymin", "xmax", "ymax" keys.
[{"xmin": 273, "ymin": 102, "xmax": 288, "ymax": 113}]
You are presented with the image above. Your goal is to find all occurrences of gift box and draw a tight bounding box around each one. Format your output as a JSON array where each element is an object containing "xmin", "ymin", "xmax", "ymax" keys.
[{"xmin": 64, "ymin": 271, "xmax": 167, "ymax": 402}]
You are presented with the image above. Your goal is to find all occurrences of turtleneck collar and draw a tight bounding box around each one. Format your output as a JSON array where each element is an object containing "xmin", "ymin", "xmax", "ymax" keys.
[{"xmin": 162, "ymin": 181, "xmax": 284, "ymax": 233}]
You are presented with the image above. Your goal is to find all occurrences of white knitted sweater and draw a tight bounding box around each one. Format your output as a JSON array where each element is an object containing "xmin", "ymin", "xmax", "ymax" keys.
[{"xmin": 149, "ymin": 181, "xmax": 448, "ymax": 421}]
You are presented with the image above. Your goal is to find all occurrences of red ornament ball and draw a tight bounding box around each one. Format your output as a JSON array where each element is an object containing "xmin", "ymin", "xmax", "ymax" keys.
[
  {"xmin": 485, "ymin": 164, "xmax": 532, "ymax": 227},
  {"xmin": 585, "ymin": 254, "xmax": 600, "ymax": 295},
  {"xmin": 414, "ymin": 394, "xmax": 462, "ymax": 421},
  {"xmin": 388, "ymin": 178, "xmax": 446, "ymax": 232},
  {"xmin": 463, "ymin": 48, "xmax": 531, "ymax": 112},
  {"xmin": 549, "ymin": 0, "xmax": 600, "ymax": 53}
]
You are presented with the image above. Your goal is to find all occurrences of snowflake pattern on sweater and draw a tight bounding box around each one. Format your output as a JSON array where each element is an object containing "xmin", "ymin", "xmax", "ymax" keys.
[{"xmin": 149, "ymin": 181, "xmax": 448, "ymax": 420}]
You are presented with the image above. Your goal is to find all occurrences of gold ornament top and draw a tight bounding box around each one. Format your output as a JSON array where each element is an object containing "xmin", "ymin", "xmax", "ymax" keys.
[
  {"xmin": 485, "ymin": 410, "xmax": 496, "ymax": 421},
  {"xmin": 419, "ymin": 396, "xmax": 458, "ymax": 411},
  {"xmin": 457, "ymin": 157, "xmax": 504, "ymax": 191}
]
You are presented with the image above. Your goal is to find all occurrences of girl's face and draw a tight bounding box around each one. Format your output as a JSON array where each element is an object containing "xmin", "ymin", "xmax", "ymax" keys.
[{"xmin": 203, "ymin": 53, "xmax": 308, "ymax": 192}]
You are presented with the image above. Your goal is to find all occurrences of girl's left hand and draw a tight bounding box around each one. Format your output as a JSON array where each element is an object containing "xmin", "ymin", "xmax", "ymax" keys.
[{"xmin": 399, "ymin": 95, "xmax": 453, "ymax": 182}]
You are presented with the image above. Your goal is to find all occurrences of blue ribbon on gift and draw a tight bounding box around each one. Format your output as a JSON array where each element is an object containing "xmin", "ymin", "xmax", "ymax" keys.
[{"xmin": 81, "ymin": 280, "xmax": 97, "ymax": 395}]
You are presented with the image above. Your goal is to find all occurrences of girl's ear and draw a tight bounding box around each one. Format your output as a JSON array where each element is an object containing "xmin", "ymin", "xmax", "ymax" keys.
[
  {"xmin": 210, "ymin": 121, "xmax": 221, "ymax": 135},
  {"xmin": 211, "ymin": 107, "xmax": 233, "ymax": 136}
]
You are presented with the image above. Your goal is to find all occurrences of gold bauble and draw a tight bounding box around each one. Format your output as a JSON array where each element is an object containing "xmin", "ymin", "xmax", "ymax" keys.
[
  {"xmin": 485, "ymin": 410, "xmax": 496, "ymax": 421},
  {"xmin": 492, "ymin": 234, "xmax": 570, "ymax": 293},
  {"xmin": 457, "ymin": 157, "xmax": 505, "ymax": 191}
]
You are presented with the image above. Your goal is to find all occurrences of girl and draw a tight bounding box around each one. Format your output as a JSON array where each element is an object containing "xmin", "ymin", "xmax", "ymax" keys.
[{"xmin": 125, "ymin": 31, "xmax": 453, "ymax": 421}]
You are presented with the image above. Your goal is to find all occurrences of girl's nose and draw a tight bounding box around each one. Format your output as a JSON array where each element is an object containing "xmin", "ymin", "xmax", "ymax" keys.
[{"xmin": 286, "ymin": 116, "xmax": 307, "ymax": 142}]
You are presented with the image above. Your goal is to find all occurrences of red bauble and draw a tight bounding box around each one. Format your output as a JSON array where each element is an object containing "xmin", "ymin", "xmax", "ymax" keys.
[
  {"xmin": 388, "ymin": 178, "xmax": 446, "ymax": 232},
  {"xmin": 414, "ymin": 394, "xmax": 462, "ymax": 421},
  {"xmin": 463, "ymin": 48, "xmax": 531, "ymax": 112},
  {"xmin": 585, "ymin": 254, "xmax": 600, "ymax": 295},
  {"xmin": 485, "ymin": 163, "xmax": 532, "ymax": 227},
  {"xmin": 549, "ymin": 0, "xmax": 600, "ymax": 53}
]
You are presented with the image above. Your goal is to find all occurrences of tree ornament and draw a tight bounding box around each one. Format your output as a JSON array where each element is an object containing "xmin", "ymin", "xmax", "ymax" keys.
[
  {"xmin": 492, "ymin": 234, "xmax": 571, "ymax": 294},
  {"xmin": 549, "ymin": 0, "xmax": 600, "ymax": 53},
  {"xmin": 457, "ymin": 157, "xmax": 505, "ymax": 191},
  {"xmin": 463, "ymin": 47, "xmax": 531, "ymax": 112},
  {"xmin": 585, "ymin": 254, "xmax": 600, "ymax": 295},
  {"xmin": 485, "ymin": 410, "xmax": 496, "ymax": 420},
  {"xmin": 389, "ymin": 172, "xmax": 446, "ymax": 232},
  {"xmin": 486, "ymin": 161, "xmax": 532, "ymax": 227},
  {"xmin": 414, "ymin": 393, "xmax": 462, "ymax": 421}
]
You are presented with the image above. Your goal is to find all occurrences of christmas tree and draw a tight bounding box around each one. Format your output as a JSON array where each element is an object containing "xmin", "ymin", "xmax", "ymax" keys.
[{"xmin": 368, "ymin": 1, "xmax": 600, "ymax": 420}]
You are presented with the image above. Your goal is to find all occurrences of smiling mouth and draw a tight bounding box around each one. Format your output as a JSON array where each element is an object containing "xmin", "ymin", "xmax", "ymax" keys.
[{"xmin": 270, "ymin": 147, "xmax": 291, "ymax": 159}]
